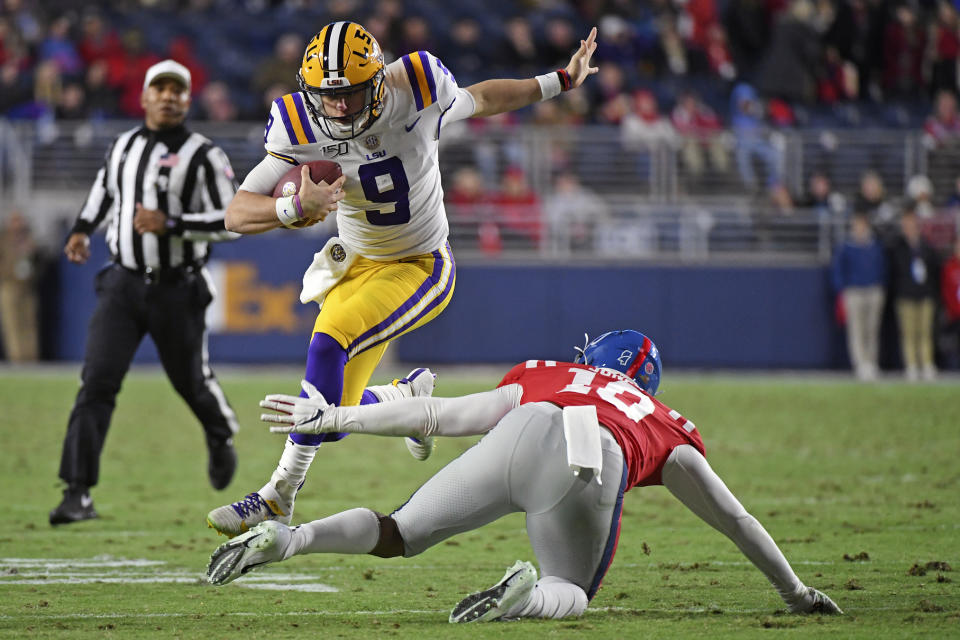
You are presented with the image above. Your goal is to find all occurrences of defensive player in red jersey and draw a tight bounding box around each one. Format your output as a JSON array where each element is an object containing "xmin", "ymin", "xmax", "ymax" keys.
[{"xmin": 206, "ymin": 330, "xmax": 841, "ymax": 622}]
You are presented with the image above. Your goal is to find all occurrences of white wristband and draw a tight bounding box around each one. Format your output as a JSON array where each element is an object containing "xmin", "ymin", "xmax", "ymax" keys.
[
  {"xmin": 536, "ymin": 72, "xmax": 562, "ymax": 101},
  {"xmin": 276, "ymin": 195, "xmax": 299, "ymax": 227}
]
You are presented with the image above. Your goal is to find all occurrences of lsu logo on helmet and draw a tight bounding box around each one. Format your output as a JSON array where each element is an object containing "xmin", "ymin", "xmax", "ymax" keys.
[
  {"xmin": 298, "ymin": 21, "xmax": 386, "ymax": 140},
  {"xmin": 281, "ymin": 181, "xmax": 297, "ymax": 197}
]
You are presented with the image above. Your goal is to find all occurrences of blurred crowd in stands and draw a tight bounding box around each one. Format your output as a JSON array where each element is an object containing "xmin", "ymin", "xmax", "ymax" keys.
[
  {"xmin": 6, "ymin": 0, "xmax": 960, "ymax": 203},
  {"xmin": 2, "ymin": 0, "xmax": 960, "ymax": 128}
]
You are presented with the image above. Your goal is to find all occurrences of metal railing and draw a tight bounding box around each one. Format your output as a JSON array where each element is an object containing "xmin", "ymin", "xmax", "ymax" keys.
[{"xmin": 0, "ymin": 119, "xmax": 942, "ymax": 262}]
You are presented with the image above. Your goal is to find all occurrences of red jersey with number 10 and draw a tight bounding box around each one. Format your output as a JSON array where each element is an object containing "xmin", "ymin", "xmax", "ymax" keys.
[{"xmin": 498, "ymin": 360, "xmax": 706, "ymax": 490}]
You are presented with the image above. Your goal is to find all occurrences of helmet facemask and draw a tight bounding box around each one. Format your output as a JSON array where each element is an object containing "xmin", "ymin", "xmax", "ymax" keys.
[{"xmin": 299, "ymin": 69, "xmax": 384, "ymax": 141}]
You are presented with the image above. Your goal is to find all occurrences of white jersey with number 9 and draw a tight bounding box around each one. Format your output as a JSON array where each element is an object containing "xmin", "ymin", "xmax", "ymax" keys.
[{"xmin": 240, "ymin": 50, "xmax": 468, "ymax": 260}]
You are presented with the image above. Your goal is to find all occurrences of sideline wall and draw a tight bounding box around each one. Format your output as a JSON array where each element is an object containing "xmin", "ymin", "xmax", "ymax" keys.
[{"xmin": 55, "ymin": 235, "xmax": 843, "ymax": 368}]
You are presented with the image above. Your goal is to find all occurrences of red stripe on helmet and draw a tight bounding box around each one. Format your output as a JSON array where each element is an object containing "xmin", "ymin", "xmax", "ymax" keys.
[{"xmin": 625, "ymin": 336, "xmax": 652, "ymax": 379}]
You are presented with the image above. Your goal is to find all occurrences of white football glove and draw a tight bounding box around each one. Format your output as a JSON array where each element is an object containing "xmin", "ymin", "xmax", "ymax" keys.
[{"xmin": 260, "ymin": 379, "xmax": 332, "ymax": 434}]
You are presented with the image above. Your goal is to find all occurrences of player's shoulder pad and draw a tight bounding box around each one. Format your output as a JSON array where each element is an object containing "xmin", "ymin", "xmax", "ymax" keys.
[
  {"xmin": 497, "ymin": 360, "xmax": 551, "ymax": 388},
  {"xmin": 264, "ymin": 93, "xmax": 318, "ymax": 165},
  {"xmin": 396, "ymin": 50, "xmax": 458, "ymax": 113}
]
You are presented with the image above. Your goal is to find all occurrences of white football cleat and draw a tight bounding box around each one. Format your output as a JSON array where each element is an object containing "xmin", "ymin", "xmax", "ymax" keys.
[
  {"xmin": 393, "ymin": 367, "xmax": 436, "ymax": 398},
  {"xmin": 206, "ymin": 490, "xmax": 292, "ymax": 538},
  {"xmin": 394, "ymin": 368, "xmax": 438, "ymax": 461},
  {"xmin": 449, "ymin": 560, "xmax": 538, "ymax": 623},
  {"xmin": 207, "ymin": 520, "xmax": 291, "ymax": 586},
  {"xmin": 790, "ymin": 587, "xmax": 843, "ymax": 615}
]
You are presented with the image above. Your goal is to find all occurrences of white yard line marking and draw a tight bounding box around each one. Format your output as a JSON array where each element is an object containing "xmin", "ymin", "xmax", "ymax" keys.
[
  {"xmin": 0, "ymin": 604, "xmax": 907, "ymax": 623},
  {"xmin": 3, "ymin": 577, "xmax": 203, "ymax": 585},
  {"xmin": 0, "ymin": 558, "xmax": 164, "ymax": 568},
  {"xmin": 0, "ymin": 557, "xmax": 342, "ymax": 589},
  {"xmin": 238, "ymin": 583, "xmax": 338, "ymax": 592},
  {"xmin": 0, "ymin": 571, "xmax": 331, "ymax": 581}
]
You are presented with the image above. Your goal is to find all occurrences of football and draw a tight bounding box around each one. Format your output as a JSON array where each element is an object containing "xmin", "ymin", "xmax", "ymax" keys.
[{"xmin": 272, "ymin": 160, "xmax": 343, "ymax": 228}]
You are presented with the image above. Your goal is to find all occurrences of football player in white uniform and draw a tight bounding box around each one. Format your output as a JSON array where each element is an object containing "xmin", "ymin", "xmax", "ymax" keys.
[{"xmin": 207, "ymin": 22, "xmax": 599, "ymax": 537}]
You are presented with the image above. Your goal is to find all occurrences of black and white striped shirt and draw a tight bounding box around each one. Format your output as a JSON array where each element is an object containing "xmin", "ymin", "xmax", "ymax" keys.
[{"xmin": 71, "ymin": 124, "xmax": 239, "ymax": 271}]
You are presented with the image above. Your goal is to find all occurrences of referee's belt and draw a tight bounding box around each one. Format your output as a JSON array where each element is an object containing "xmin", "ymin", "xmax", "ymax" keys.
[{"xmin": 113, "ymin": 262, "xmax": 200, "ymax": 284}]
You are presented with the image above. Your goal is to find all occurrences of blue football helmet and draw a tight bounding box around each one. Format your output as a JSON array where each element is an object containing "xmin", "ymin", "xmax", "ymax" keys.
[{"xmin": 574, "ymin": 330, "xmax": 662, "ymax": 395}]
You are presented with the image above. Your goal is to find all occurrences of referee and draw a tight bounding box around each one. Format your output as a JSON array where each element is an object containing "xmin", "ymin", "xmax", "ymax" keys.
[{"xmin": 51, "ymin": 60, "xmax": 242, "ymax": 525}]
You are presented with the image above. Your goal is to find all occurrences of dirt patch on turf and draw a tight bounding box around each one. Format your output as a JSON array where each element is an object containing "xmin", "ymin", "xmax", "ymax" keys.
[
  {"xmin": 844, "ymin": 551, "xmax": 870, "ymax": 561},
  {"xmin": 917, "ymin": 599, "xmax": 945, "ymax": 613},
  {"xmin": 908, "ymin": 561, "xmax": 953, "ymax": 576},
  {"xmin": 658, "ymin": 562, "xmax": 711, "ymax": 572},
  {"xmin": 760, "ymin": 616, "xmax": 801, "ymax": 628}
]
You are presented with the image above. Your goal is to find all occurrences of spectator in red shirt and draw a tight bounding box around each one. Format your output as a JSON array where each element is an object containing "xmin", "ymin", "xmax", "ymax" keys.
[
  {"xmin": 168, "ymin": 37, "xmax": 208, "ymax": 97},
  {"xmin": 817, "ymin": 46, "xmax": 859, "ymax": 103},
  {"xmin": 940, "ymin": 236, "xmax": 960, "ymax": 368},
  {"xmin": 927, "ymin": 1, "xmax": 960, "ymax": 97},
  {"xmin": 883, "ymin": 4, "xmax": 926, "ymax": 98},
  {"xmin": 494, "ymin": 167, "xmax": 542, "ymax": 249},
  {"xmin": 447, "ymin": 167, "xmax": 498, "ymax": 254},
  {"xmin": 76, "ymin": 11, "xmax": 122, "ymax": 66},
  {"xmin": 109, "ymin": 29, "xmax": 161, "ymax": 118},
  {"xmin": 671, "ymin": 90, "xmax": 730, "ymax": 178}
]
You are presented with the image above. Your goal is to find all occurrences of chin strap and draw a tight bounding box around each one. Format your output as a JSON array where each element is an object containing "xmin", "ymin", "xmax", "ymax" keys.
[{"xmin": 573, "ymin": 333, "xmax": 590, "ymax": 364}]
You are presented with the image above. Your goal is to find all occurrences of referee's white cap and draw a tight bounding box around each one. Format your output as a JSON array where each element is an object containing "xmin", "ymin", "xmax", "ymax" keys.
[{"xmin": 143, "ymin": 60, "xmax": 191, "ymax": 91}]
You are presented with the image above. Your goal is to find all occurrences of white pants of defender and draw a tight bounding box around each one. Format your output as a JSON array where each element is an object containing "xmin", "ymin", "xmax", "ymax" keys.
[
  {"xmin": 392, "ymin": 401, "xmax": 808, "ymax": 616},
  {"xmin": 392, "ymin": 402, "xmax": 625, "ymax": 597}
]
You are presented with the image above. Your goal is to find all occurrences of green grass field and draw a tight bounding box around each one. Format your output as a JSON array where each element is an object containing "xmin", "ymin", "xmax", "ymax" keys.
[{"xmin": 0, "ymin": 367, "xmax": 957, "ymax": 638}]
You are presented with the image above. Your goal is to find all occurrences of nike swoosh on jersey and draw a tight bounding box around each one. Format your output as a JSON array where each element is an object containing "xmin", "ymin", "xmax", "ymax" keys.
[{"xmin": 404, "ymin": 116, "xmax": 422, "ymax": 132}]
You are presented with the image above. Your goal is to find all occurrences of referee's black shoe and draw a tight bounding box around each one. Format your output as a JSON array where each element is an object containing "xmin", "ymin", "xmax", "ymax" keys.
[
  {"xmin": 49, "ymin": 484, "xmax": 98, "ymax": 526},
  {"xmin": 207, "ymin": 438, "xmax": 237, "ymax": 490}
]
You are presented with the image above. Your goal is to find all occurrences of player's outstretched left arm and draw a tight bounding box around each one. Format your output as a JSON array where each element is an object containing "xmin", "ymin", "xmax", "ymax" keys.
[
  {"xmin": 261, "ymin": 382, "xmax": 522, "ymax": 438},
  {"xmin": 466, "ymin": 26, "xmax": 598, "ymax": 118}
]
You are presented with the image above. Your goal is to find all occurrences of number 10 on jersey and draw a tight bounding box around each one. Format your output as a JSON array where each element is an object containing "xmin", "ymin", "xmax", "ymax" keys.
[{"xmin": 561, "ymin": 368, "xmax": 656, "ymax": 423}]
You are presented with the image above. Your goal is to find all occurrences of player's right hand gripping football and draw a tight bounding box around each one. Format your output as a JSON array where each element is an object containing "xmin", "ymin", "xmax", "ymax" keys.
[
  {"xmin": 260, "ymin": 379, "xmax": 332, "ymax": 434},
  {"xmin": 299, "ymin": 167, "xmax": 346, "ymax": 224}
]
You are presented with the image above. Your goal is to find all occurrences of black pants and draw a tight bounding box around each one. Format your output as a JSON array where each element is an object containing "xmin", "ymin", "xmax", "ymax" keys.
[{"xmin": 58, "ymin": 264, "xmax": 238, "ymax": 487}]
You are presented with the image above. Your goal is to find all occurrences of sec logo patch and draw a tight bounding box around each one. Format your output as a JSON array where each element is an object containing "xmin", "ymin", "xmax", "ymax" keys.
[{"xmin": 330, "ymin": 243, "xmax": 347, "ymax": 263}]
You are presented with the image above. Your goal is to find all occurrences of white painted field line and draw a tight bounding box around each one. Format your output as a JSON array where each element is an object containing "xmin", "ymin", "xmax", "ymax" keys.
[
  {"xmin": 0, "ymin": 571, "xmax": 328, "ymax": 581},
  {"xmin": 3, "ymin": 577, "xmax": 202, "ymax": 585},
  {"xmin": 0, "ymin": 570, "xmax": 195, "ymax": 577},
  {"xmin": 0, "ymin": 577, "xmax": 342, "ymax": 590},
  {"xmin": 0, "ymin": 558, "xmax": 165, "ymax": 568},
  {"xmin": 8, "ymin": 557, "xmax": 955, "ymax": 574},
  {"xmin": 0, "ymin": 604, "xmax": 910, "ymax": 623},
  {"xmin": 238, "ymin": 583, "xmax": 338, "ymax": 592}
]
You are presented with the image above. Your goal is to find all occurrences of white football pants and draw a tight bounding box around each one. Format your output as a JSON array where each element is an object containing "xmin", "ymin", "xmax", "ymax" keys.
[
  {"xmin": 392, "ymin": 402, "xmax": 808, "ymax": 618},
  {"xmin": 392, "ymin": 402, "xmax": 626, "ymax": 609}
]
